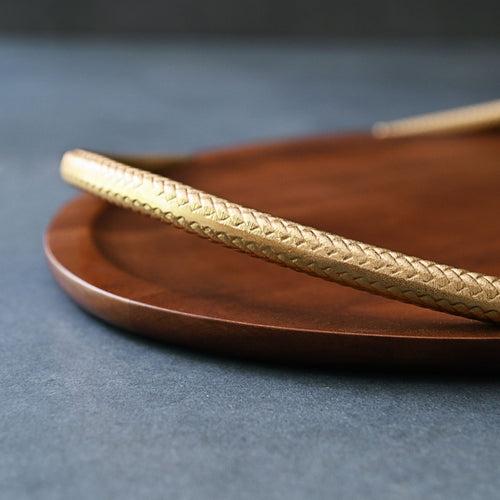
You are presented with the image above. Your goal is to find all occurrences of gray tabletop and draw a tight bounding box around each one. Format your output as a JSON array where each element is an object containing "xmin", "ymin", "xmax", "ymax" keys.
[{"xmin": 1, "ymin": 38, "xmax": 500, "ymax": 500}]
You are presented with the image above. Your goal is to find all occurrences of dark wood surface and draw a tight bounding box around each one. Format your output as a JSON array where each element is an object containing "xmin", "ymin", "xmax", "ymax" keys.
[{"xmin": 45, "ymin": 132, "xmax": 500, "ymax": 369}]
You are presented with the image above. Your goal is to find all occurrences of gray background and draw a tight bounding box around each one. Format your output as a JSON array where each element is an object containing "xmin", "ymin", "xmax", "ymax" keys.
[
  {"xmin": 1, "ymin": 37, "xmax": 500, "ymax": 499},
  {"xmin": 2, "ymin": 1, "xmax": 500, "ymax": 498},
  {"xmin": 1, "ymin": 0, "xmax": 500, "ymax": 37}
]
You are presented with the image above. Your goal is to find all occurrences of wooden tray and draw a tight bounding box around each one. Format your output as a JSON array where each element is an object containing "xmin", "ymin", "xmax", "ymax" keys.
[{"xmin": 45, "ymin": 132, "xmax": 500, "ymax": 369}]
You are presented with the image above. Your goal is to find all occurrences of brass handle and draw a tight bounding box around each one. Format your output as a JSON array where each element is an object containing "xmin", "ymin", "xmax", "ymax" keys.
[
  {"xmin": 373, "ymin": 99, "xmax": 500, "ymax": 138},
  {"xmin": 60, "ymin": 138, "xmax": 500, "ymax": 324}
]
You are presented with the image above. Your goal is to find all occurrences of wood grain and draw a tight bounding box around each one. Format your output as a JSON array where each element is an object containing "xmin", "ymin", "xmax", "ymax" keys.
[{"xmin": 45, "ymin": 132, "xmax": 500, "ymax": 369}]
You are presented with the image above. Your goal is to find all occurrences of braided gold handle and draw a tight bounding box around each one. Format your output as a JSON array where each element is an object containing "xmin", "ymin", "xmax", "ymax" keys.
[{"xmin": 60, "ymin": 142, "xmax": 500, "ymax": 324}]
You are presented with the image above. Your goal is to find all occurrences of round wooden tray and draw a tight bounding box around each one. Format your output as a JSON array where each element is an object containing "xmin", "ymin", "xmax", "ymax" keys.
[{"xmin": 45, "ymin": 132, "xmax": 500, "ymax": 369}]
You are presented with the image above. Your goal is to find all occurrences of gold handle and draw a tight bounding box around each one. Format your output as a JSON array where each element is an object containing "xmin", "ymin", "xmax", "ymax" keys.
[
  {"xmin": 373, "ymin": 99, "xmax": 500, "ymax": 138},
  {"xmin": 61, "ymin": 141, "xmax": 500, "ymax": 324}
]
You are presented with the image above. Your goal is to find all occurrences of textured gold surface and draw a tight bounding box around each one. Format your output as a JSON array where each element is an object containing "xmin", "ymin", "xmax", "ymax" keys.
[{"xmin": 61, "ymin": 148, "xmax": 500, "ymax": 324}]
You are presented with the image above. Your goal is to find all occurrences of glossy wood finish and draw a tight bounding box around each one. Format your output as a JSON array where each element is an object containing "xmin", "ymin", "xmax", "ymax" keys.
[{"xmin": 45, "ymin": 132, "xmax": 500, "ymax": 369}]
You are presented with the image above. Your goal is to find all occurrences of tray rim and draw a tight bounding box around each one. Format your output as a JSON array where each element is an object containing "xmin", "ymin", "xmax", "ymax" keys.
[{"xmin": 44, "ymin": 202, "xmax": 500, "ymax": 343}]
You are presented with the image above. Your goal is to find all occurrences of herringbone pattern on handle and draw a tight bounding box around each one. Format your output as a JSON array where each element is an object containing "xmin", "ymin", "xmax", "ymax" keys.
[{"xmin": 61, "ymin": 149, "xmax": 500, "ymax": 324}]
